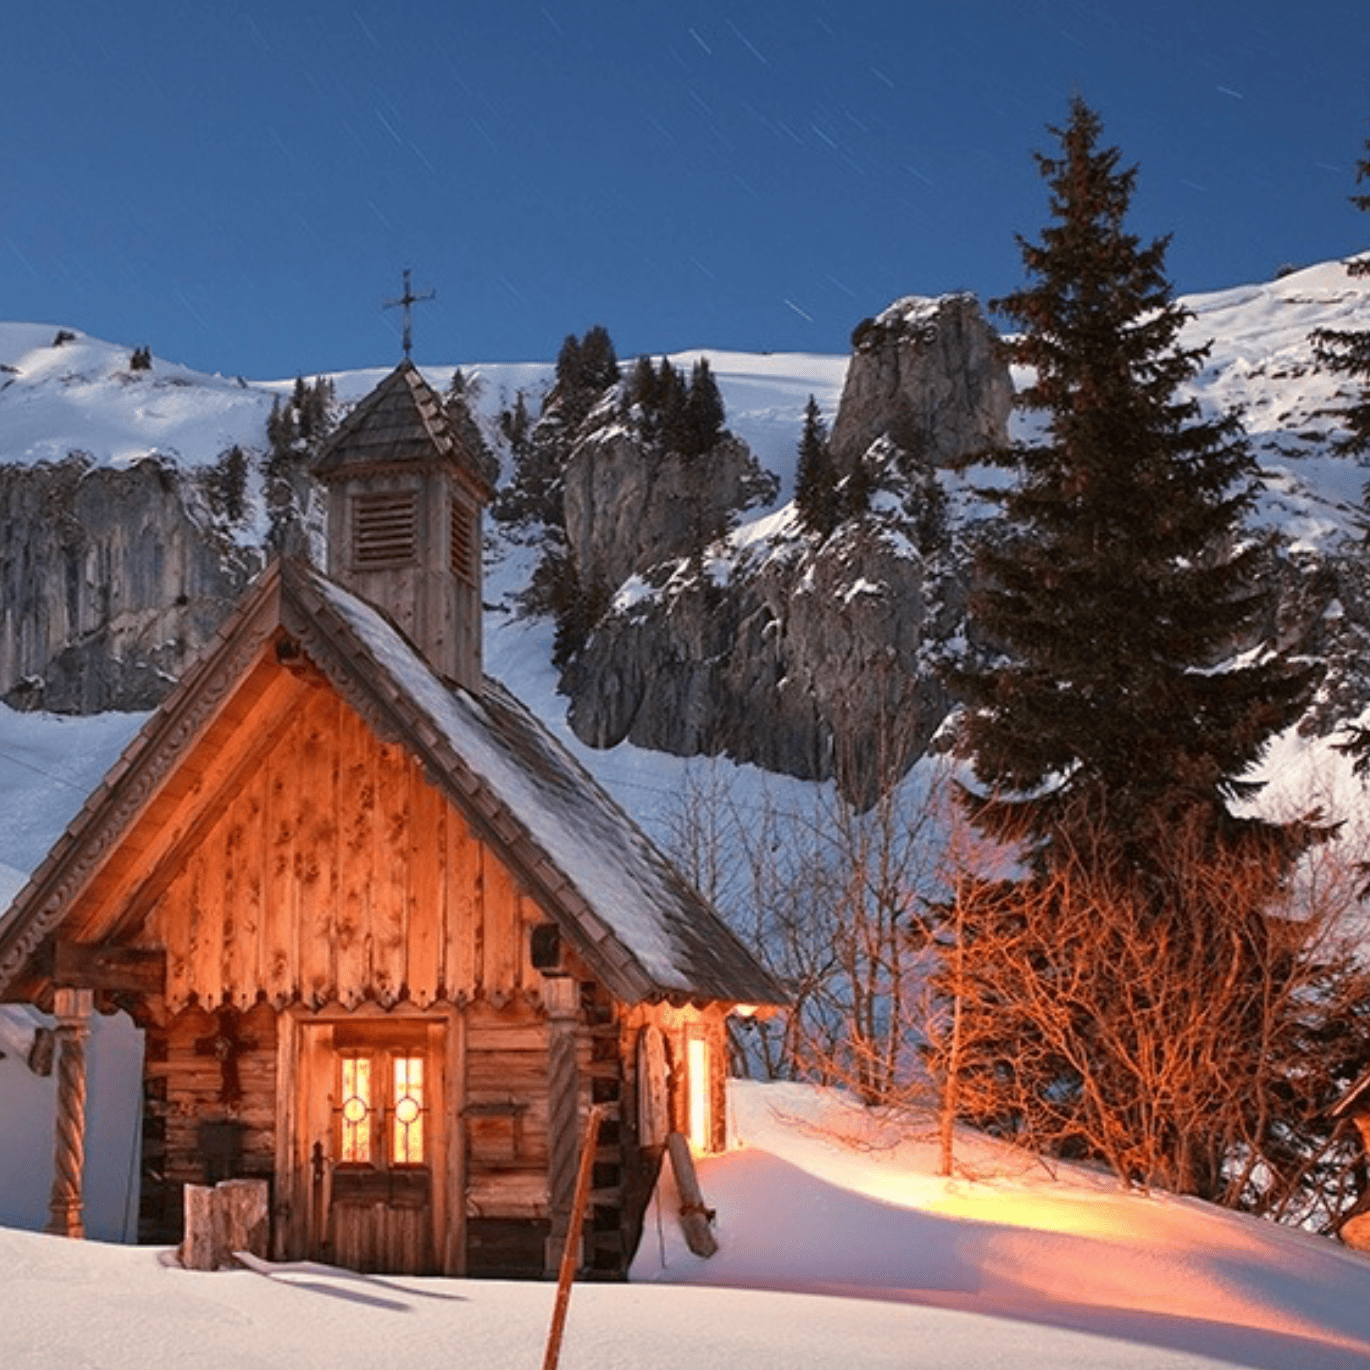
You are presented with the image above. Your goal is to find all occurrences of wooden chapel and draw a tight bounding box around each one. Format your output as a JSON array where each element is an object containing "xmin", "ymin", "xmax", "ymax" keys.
[{"xmin": 0, "ymin": 359, "xmax": 784, "ymax": 1277}]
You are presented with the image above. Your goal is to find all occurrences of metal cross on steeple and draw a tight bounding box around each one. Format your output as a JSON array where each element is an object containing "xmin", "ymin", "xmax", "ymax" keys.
[{"xmin": 384, "ymin": 268, "xmax": 435, "ymax": 360}]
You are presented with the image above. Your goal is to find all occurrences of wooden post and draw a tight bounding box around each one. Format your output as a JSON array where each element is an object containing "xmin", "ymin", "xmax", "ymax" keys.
[
  {"xmin": 541, "ymin": 1105, "xmax": 603, "ymax": 1370},
  {"xmin": 666, "ymin": 1131, "xmax": 718, "ymax": 1258},
  {"xmin": 46, "ymin": 987, "xmax": 94, "ymax": 1238},
  {"xmin": 181, "ymin": 1178, "xmax": 271, "ymax": 1270},
  {"xmin": 543, "ymin": 975, "xmax": 582, "ymax": 1276}
]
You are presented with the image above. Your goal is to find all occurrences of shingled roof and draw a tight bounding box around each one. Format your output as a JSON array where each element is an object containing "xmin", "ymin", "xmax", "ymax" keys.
[
  {"xmin": 0, "ymin": 558, "xmax": 785, "ymax": 1010},
  {"xmin": 312, "ymin": 359, "xmax": 495, "ymax": 492}
]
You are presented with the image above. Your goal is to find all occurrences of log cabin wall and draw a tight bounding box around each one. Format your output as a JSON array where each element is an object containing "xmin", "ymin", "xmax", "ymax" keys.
[
  {"xmin": 140, "ymin": 684, "xmax": 547, "ymax": 1014},
  {"xmin": 463, "ymin": 997, "xmax": 554, "ymax": 1275},
  {"xmin": 139, "ymin": 1000, "xmax": 278, "ymax": 1244},
  {"xmin": 462, "ymin": 984, "xmax": 630, "ymax": 1279},
  {"xmin": 137, "ymin": 989, "xmax": 628, "ymax": 1277}
]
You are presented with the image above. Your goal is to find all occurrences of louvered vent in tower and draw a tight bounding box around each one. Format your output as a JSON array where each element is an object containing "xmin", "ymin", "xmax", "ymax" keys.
[
  {"xmin": 353, "ymin": 491, "xmax": 418, "ymax": 568},
  {"xmin": 450, "ymin": 495, "xmax": 477, "ymax": 586}
]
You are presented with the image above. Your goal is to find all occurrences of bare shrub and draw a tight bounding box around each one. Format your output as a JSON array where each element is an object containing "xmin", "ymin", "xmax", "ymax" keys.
[{"xmin": 929, "ymin": 798, "xmax": 1370, "ymax": 1227}]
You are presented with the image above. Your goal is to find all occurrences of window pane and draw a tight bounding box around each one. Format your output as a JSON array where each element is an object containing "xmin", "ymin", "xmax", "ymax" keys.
[
  {"xmin": 392, "ymin": 1056, "xmax": 425, "ymax": 1165},
  {"xmin": 340, "ymin": 1055, "xmax": 372, "ymax": 1164},
  {"xmin": 688, "ymin": 1035, "xmax": 711, "ymax": 1153}
]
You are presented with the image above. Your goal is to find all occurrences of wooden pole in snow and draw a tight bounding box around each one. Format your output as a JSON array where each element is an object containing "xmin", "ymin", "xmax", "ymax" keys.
[
  {"xmin": 541, "ymin": 1104, "xmax": 604, "ymax": 1370},
  {"xmin": 666, "ymin": 1132, "xmax": 718, "ymax": 1258}
]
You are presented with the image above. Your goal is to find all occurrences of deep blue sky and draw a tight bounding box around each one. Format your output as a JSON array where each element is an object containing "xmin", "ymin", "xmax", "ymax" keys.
[{"xmin": 3, "ymin": 1, "xmax": 1367, "ymax": 379}]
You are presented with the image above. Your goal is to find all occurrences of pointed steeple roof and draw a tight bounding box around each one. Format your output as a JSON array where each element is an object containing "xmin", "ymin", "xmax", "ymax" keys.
[{"xmin": 312, "ymin": 359, "xmax": 493, "ymax": 495}]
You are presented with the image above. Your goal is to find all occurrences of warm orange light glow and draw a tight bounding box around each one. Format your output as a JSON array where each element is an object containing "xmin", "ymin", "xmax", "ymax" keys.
[
  {"xmin": 340, "ymin": 1055, "xmax": 372, "ymax": 1163},
  {"xmin": 391, "ymin": 1055, "xmax": 424, "ymax": 1164},
  {"xmin": 688, "ymin": 1034, "xmax": 711, "ymax": 1153}
]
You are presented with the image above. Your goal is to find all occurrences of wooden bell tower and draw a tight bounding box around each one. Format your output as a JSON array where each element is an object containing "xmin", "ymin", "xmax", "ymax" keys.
[{"xmin": 312, "ymin": 360, "xmax": 493, "ymax": 691}]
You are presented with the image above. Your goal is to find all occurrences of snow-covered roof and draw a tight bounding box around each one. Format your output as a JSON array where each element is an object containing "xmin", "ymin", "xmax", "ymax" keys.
[
  {"xmin": 289, "ymin": 563, "xmax": 782, "ymax": 1005},
  {"xmin": 0, "ymin": 557, "xmax": 783, "ymax": 1010}
]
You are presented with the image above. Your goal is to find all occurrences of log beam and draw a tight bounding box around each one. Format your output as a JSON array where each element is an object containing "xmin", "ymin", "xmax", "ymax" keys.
[{"xmin": 52, "ymin": 942, "xmax": 165, "ymax": 996}]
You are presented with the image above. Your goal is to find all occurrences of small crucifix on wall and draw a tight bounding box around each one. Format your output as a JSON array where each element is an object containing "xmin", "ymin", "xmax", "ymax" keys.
[{"xmin": 194, "ymin": 1007, "xmax": 255, "ymax": 1107}]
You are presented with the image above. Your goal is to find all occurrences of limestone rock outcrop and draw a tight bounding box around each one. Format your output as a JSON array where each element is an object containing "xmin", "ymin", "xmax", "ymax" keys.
[
  {"xmin": 0, "ymin": 456, "xmax": 262, "ymax": 713},
  {"xmin": 563, "ymin": 426, "xmax": 776, "ymax": 592},
  {"xmin": 565, "ymin": 503, "xmax": 958, "ymax": 802},
  {"xmin": 830, "ymin": 292, "xmax": 1011, "ymax": 472},
  {"xmin": 561, "ymin": 293, "xmax": 1009, "ymax": 800}
]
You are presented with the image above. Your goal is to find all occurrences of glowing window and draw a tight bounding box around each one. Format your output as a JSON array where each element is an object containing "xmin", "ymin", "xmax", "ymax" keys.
[
  {"xmin": 339, "ymin": 1055, "xmax": 373, "ymax": 1164},
  {"xmin": 336, "ymin": 1048, "xmax": 427, "ymax": 1167},
  {"xmin": 391, "ymin": 1055, "xmax": 425, "ymax": 1165},
  {"xmin": 687, "ymin": 1033, "xmax": 712, "ymax": 1153}
]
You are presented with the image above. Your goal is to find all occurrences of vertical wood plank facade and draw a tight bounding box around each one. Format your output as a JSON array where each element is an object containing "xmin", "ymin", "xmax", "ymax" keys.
[{"xmin": 143, "ymin": 686, "xmax": 546, "ymax": 1013}]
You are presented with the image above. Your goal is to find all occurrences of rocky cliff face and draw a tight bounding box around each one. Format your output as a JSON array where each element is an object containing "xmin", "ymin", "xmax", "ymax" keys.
[
  {"xmin": 830, "ymin": 292, "xmax": 1012, "ymax": 471},
  {"xmin": 561, "ymin": 294, "xmax": 1010, "ymax": 799},
  {"xmin": 565, "ymin": 471, "xmax": 961, "ymax": 802},
  {"xmin": 563, "ymin": 424, "xmax": 777, "ymax": 592},
  {"xmin": 0, "ymin": 455, "xmax": 264, "ymax": 713}
]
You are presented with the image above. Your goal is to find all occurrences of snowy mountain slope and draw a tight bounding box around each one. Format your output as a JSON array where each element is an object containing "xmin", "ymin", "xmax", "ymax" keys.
[
  {"xmin": 0, "ymin": 324, "xmax": 280, "ymax": 470},
  {"xmin": 1182, "ymin": 260, "xmax": 1370, "ymax": 551},
  {"xmin": 1, "ymin": 258, "xmax": 1369, "ymax": 881},
  {"xmin": 0, "ymin": 325, "xmax": 848, "ymax": 497}
]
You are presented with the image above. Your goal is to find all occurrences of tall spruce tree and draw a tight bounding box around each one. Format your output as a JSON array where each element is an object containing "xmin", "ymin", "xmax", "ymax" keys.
[
  {"xmin": 954, "ymin": 97, "xmax": 1317, "ymax": 873},
  {"xmin": 684, "ymin": 357, "xmax": 726, "ymax": 458},
  {"xmin": 934, "ymin": 103, "xmax": 1345, "ymax": 1206},
  {"xmin": 552, "ymin": 324, "xmax": 620, "ymax": 429}
]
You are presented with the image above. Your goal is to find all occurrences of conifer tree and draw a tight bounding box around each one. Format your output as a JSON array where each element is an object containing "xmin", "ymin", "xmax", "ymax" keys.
[
  {"xmin": 1314, "ymin": 133, "xmax": 1370, "ymax": 457},
  {"xmin": 552, "ymin": 324, "xmax": 619, "ymax": 429},
  {"xmin": 554, "ymin": 332, "xmax": 582, "ymax": 391},
  {"xmin": 444, "ymin": 367, "xmax": 495, "ymax": 484},
  {"xmin": 794, "ymin": 395, "xmax": 837, "ymax": 536},
  {"xmin": 624, "ymin": 356, "xmax": 661, "ymax": 443},
  {"xmin": 683, "ymin": 357, "xmax": 726, "ymax": 458},
  {"xmin": 954, "ymin": 96, "xmax": 1317, "ymax": 874},
  {"xmin": 655, "ymin": 357, "xmax": 688, "ymax": 454},
  {"xmin": 936, "ymin": 101, "xmax": 1335, "ymax": 1204},
  {"xmin": 577, "ymin": 324, "xmax": 620, "ymax": 396}
]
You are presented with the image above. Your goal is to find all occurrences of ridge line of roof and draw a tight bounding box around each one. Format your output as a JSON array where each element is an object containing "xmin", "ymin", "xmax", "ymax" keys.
[{"xmin": 281, "ymin": 565, "xmax": 664, "ymax": 1003}]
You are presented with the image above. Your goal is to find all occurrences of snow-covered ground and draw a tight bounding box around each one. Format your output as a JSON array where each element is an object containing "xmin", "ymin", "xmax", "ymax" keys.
[{"xmin": 3, "ymin": 1079, "xmax": 1370, "ymax": 1370}]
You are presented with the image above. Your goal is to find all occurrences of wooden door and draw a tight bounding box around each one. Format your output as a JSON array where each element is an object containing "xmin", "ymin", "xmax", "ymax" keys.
[{"xmin": 300, "ymin": 1018, "xmax": 448, "ymax": 1274}]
